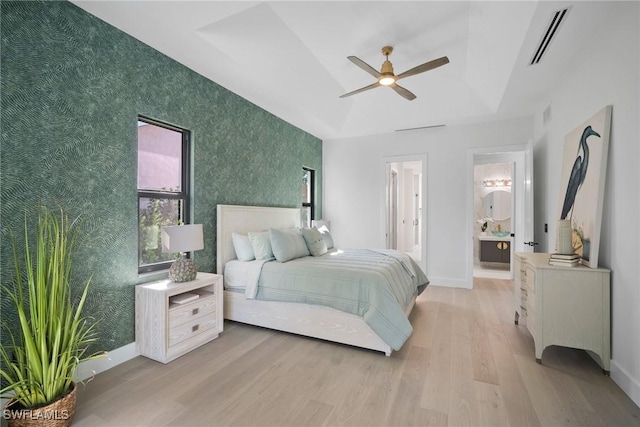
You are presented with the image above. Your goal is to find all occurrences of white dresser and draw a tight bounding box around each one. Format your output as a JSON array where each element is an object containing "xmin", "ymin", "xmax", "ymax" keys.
[
  {"xmin": 513, "ymin": 252, "xmax": 611, "ymax": 373},
  {"xmin": 136, "ymin": 273, "xmax": 223, "ymax": 363}
]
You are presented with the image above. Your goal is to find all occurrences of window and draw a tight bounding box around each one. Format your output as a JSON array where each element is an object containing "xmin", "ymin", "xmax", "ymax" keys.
[
  {"xmin": 302, "ymin": 167, "xmax": 314, "ymax": 227},
  {"xmin": 137, "ymin": 117, "xmax": 190, "ymax": 274}
]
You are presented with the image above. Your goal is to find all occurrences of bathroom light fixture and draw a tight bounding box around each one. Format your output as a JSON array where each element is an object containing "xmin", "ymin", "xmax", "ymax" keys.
[{"xmin": 483, "ymin": 179, "xmax": 512, "ymax": 188}]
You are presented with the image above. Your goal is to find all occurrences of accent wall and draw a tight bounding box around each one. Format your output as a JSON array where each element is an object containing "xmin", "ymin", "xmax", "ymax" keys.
[{"xmin": 0, "ymin": 0, "xmax": 322, "ymax": 352}]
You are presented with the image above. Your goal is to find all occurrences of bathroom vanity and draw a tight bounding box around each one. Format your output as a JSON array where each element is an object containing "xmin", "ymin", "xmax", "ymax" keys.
[{"xmin": 479, "ymin": 235, "xmax": 511, "ymax": 263}]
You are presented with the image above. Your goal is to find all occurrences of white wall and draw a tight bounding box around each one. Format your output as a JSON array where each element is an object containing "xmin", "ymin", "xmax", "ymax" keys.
[
  {"xmin": 531, "ymin": 2, "xmax": 639, "ymax": 406},
  {"xmin": 323, "ymin": 117, "xmax": 533, "ymax": 288},
  {"xmin": 324, "ymin": 0, "xmax": 639, "ymax": 406}
]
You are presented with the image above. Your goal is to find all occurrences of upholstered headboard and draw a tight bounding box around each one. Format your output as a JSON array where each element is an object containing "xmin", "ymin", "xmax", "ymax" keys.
[{"xmin": 216, "ymin": 204, "xmax": 301, "ymax": 274}]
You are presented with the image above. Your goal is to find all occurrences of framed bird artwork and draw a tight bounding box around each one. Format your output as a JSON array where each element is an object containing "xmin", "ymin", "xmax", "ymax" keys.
[{"xmin": 556, "ymin": 105, "xmax": 612, "ymax": 268}]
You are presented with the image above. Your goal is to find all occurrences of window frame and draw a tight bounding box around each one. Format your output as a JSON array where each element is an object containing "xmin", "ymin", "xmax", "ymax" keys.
[
  {"xmin": 137, "ymin": 116, "xmax": 191, "ymax": 275},
  {"xmin": 302, "ymin": 167, "xmax": 315, "ymax": 228}
]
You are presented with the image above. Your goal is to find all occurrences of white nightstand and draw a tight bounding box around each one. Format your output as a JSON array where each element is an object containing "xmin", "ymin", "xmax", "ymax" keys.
[{"xmin": 135, "ymin": 272, "xmax": 223, "ymax": 363}]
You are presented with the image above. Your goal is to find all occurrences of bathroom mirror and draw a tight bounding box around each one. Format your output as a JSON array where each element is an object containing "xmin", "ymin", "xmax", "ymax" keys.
[{"xmin": 482, "ymin": 190, "xmax": 511, "ymax": 220}]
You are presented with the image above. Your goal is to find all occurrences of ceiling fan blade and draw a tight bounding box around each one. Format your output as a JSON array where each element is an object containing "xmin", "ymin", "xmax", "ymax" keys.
[
  {"xmin": 347, "ymin": 56, "xmax": 382, "ymax": 79},
  {"xmin": 396, "ymin": 56, "xmax": 449, "ymax": 81},
  {"xmin": 339, "ymin": 81, "xmax": 381, "ymax": 98},
  {"xmin": 391, "ymin": 83, "xmax": 416, "ymax": 101}
]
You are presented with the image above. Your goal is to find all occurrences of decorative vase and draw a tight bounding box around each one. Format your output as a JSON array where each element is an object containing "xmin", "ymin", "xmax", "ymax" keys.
[
  {"xmin": 169, "ymin": 257, "xmax": 197, "ymax": 282},
  {"xmin": 5, "ymin": 383, "xmax": 76, "ymax": 427}
]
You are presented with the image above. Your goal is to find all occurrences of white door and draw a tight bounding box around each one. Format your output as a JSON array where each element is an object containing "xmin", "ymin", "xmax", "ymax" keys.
[{"xmin": 522, "ymin": 139, "xmax": 535, "ymax": 252}]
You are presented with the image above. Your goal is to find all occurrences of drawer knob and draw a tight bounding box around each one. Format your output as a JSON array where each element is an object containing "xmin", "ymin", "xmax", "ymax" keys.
[
  {"xmin": 192, "ymin": 308, "xmax": 199, "ymax": 316},
  {"xmin": 192, "ymin": 324, "xmax": 199, "ymax": 332}
]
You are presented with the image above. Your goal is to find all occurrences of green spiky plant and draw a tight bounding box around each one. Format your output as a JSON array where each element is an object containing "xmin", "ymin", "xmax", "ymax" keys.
[{"xmin": 0, "ymin": 207, "xmax": 106, "ymax": 408}]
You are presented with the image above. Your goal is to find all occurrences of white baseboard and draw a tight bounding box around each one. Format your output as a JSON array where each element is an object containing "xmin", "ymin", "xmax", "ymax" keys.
[
  {"xmin": 74, "ymin": 342, "xmax": 138, "ymax": 382},
  {"xmin": 610, "ymin": 359, "xmax": 640, "ymax": 408},
  {"xmin": 427, "ymin": 277, "xmax": 472, "ymax": 289}
]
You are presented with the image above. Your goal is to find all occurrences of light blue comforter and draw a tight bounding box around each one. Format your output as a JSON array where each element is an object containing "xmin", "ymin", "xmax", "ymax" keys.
[{"xmin": 254, "ymin": 249, "xmax": 429, "ymax": 350}]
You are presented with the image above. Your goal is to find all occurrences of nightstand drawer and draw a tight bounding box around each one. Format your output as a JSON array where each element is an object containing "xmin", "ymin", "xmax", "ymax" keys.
[
  {"xmin": 169, "ymin": 295, "xmax": 216, "ymax": 328},
  {"xmin": 169, "ymin": 316, "xmax": 217, "ymax": 347}
]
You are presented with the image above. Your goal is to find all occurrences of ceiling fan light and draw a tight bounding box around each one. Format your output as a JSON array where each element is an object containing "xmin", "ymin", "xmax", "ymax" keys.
[{"xmin": 379, "ymin": 74, "xmax": 396, "ymax": 86}]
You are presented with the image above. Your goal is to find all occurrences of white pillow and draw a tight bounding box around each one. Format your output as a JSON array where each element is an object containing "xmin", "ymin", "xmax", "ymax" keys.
[
  {"xmin": 231, "ymin": 232, "xmax": 255, "ymax": 261},
  {"xmin": 248, "ymin": 231, "xmax": 274, "ymax": 260},
  {"xmin": 302, "ymin": 227, "xmax": 328, "ymax": 256},
  {"xmin": 317, "ymin": 225, "xmax": 334, "ymax": 249},
  {"xmin": 269, "ymin": 228, "xmax": 310, "ymax": 263}
]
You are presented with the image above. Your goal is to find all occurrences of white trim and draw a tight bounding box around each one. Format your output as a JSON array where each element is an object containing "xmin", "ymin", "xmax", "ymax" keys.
[
  {"xmin": 428, "ymin": 278, "xmax": 471, "ymax": 289},
  {"xmin": 74, "ymin": 342, "xmax": 138, "ymax": 382},
  {"xmin": 611, "ymin": 358, "xmax": 640, "ymax": 408}
]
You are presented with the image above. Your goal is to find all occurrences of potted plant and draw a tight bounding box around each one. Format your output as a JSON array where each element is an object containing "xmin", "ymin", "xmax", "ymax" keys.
[{"xmin": 1, "ymin": 207, "xmax": 106, "ymax": 426}]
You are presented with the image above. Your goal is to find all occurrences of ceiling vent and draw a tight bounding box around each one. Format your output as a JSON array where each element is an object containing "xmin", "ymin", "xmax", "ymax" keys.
[{"xmin": 529, "ymin": 8, "xmax": 570, "ymax": 66}]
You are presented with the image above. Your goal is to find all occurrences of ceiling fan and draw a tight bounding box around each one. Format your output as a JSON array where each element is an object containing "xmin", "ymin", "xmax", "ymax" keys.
[{"xmin": 340, "ymin": 46, "xmax": 449, "ymax": 101}]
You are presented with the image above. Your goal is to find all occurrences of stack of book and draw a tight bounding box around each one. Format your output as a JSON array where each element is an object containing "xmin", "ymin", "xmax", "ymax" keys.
[{"xmin": 549, "ymin": 253, "xmax": 580, "ymax": 267}]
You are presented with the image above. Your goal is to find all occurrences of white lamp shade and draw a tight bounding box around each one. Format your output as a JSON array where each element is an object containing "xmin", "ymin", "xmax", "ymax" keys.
[
  {"xmin": 161, "ymin": 224, "xmax": 204, "ymax": 254},
  {"xmin": 312, "ymin": 219, "xmax": 330, "ymax": 231}
]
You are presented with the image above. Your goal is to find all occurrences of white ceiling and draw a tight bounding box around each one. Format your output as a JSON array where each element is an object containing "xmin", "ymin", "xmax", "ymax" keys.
[{"xmin": 71, "ymin": 1, "xmax": 613, "ymax": 140}]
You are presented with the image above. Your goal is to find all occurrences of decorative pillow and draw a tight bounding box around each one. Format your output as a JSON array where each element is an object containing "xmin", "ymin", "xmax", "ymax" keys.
[
  {"xmin": 231, "ymin": 232, "xmax": 255, "ymax": 261},
  {"xmin": 269, "ymin": 228, "xmax": 310, "ymax": 263},
  {"xmin": 302, "ymin": 227, "xmax": 328, "ymax": 256},
  {"xmin": 317, "ymin": 225, "xmax": 334, "ymax": 249},
  {"xmin": 248, "ymin": 231, "xmax": 274, "ymax": 260}
]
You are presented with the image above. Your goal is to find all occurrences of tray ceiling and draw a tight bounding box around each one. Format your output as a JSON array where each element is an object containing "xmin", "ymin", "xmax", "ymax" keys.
[{"xmin": 72, "ymin": 1, "xmax": 612, "ymax": 140}]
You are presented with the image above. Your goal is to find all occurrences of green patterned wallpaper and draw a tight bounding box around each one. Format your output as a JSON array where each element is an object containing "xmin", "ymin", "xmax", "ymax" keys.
[{"xmin": 0, "ymin": 1, "xmax": 322, "ymax": 352}]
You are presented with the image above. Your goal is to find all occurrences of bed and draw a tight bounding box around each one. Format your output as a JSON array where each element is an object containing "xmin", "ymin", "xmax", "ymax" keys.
[{"xmin": 216, "ymin": 204, "xmax": 429, "ymax": 355}]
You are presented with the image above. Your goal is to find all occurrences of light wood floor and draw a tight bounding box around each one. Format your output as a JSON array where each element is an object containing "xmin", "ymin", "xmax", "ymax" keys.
[{"xmin": 74, "ymin": 278, "xmax": 639, "ymax": 427}]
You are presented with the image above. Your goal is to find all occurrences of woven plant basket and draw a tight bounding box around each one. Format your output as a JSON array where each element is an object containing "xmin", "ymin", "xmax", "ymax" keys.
[{"xmin": 5, "ymin": 383, "xmax": 77, "ymax": 427}]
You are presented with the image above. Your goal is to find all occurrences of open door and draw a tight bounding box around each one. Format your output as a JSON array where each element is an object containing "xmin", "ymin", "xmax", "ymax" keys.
[
  {"xmin": 384, "ymin": 155, "xmax": 427, "ymax": 273},
  {"xmin": 469, "ymin": 144, "xmax": 535, "ymax": 282},
  {"xmin": 522, "ymin": 139, "xmax": 535, "ymax": 252}
]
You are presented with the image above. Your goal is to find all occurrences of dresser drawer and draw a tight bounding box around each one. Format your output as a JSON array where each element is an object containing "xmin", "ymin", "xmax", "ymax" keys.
[
  {"xmin": 526, "ymin": 286, "xmax": 535, "ymax": 315},
  {"xmin": 169, "ymin": 316, "xmax": 217, "ymax": 347},
  {"xmin": 169, "ymin": 295, "xmax": 216, "ymax": 328},
  {"xmin": 520, "ymin": 286, "xmax": 528, "ymax": 301}
]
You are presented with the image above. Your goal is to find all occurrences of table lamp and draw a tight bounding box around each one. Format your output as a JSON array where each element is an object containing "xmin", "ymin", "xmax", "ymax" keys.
[
  {"xmin": 161, "ymin": 224, "xmax": 204, "ymax": 282},
  {"xmin": 312, "ymin": 219, "xmax": 330, "ymax": 231}
]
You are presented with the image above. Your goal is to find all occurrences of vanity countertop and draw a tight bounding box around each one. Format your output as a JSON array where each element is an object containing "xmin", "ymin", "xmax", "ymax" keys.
[{"xmin": 478, "ymin": 234, "xmax": 512, "ymax": 241}]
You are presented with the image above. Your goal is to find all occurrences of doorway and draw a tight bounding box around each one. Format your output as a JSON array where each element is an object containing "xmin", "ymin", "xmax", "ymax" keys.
[
  {"xmin": 467, "ymin": 143, "xmax": 534, "ymax": 283},
  {"xmin": 473, "ymin": 162, "xmax": 514, "ymax": 279},
  {"xmin": 385, "ymin": 155, "xmax": 427, "ymax": 273}
]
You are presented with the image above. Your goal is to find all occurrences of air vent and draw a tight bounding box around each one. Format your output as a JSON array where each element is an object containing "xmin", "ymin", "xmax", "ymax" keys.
[
  {"xmin": 395, "ymin": 124, "xmax": 445, "ymax": 132},
  {"xmin": 529, "ymin": 8, "xmax": 570, "ymax": 66}
]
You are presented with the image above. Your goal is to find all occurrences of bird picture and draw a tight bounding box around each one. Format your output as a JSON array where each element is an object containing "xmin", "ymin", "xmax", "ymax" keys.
[
  {"xmin": 560, "ymin": 125, "xmax": 601, "ymax": 221},
  {"xmin": 555, "ymin": 105, "xmax": 611, "ymax": 268}
]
